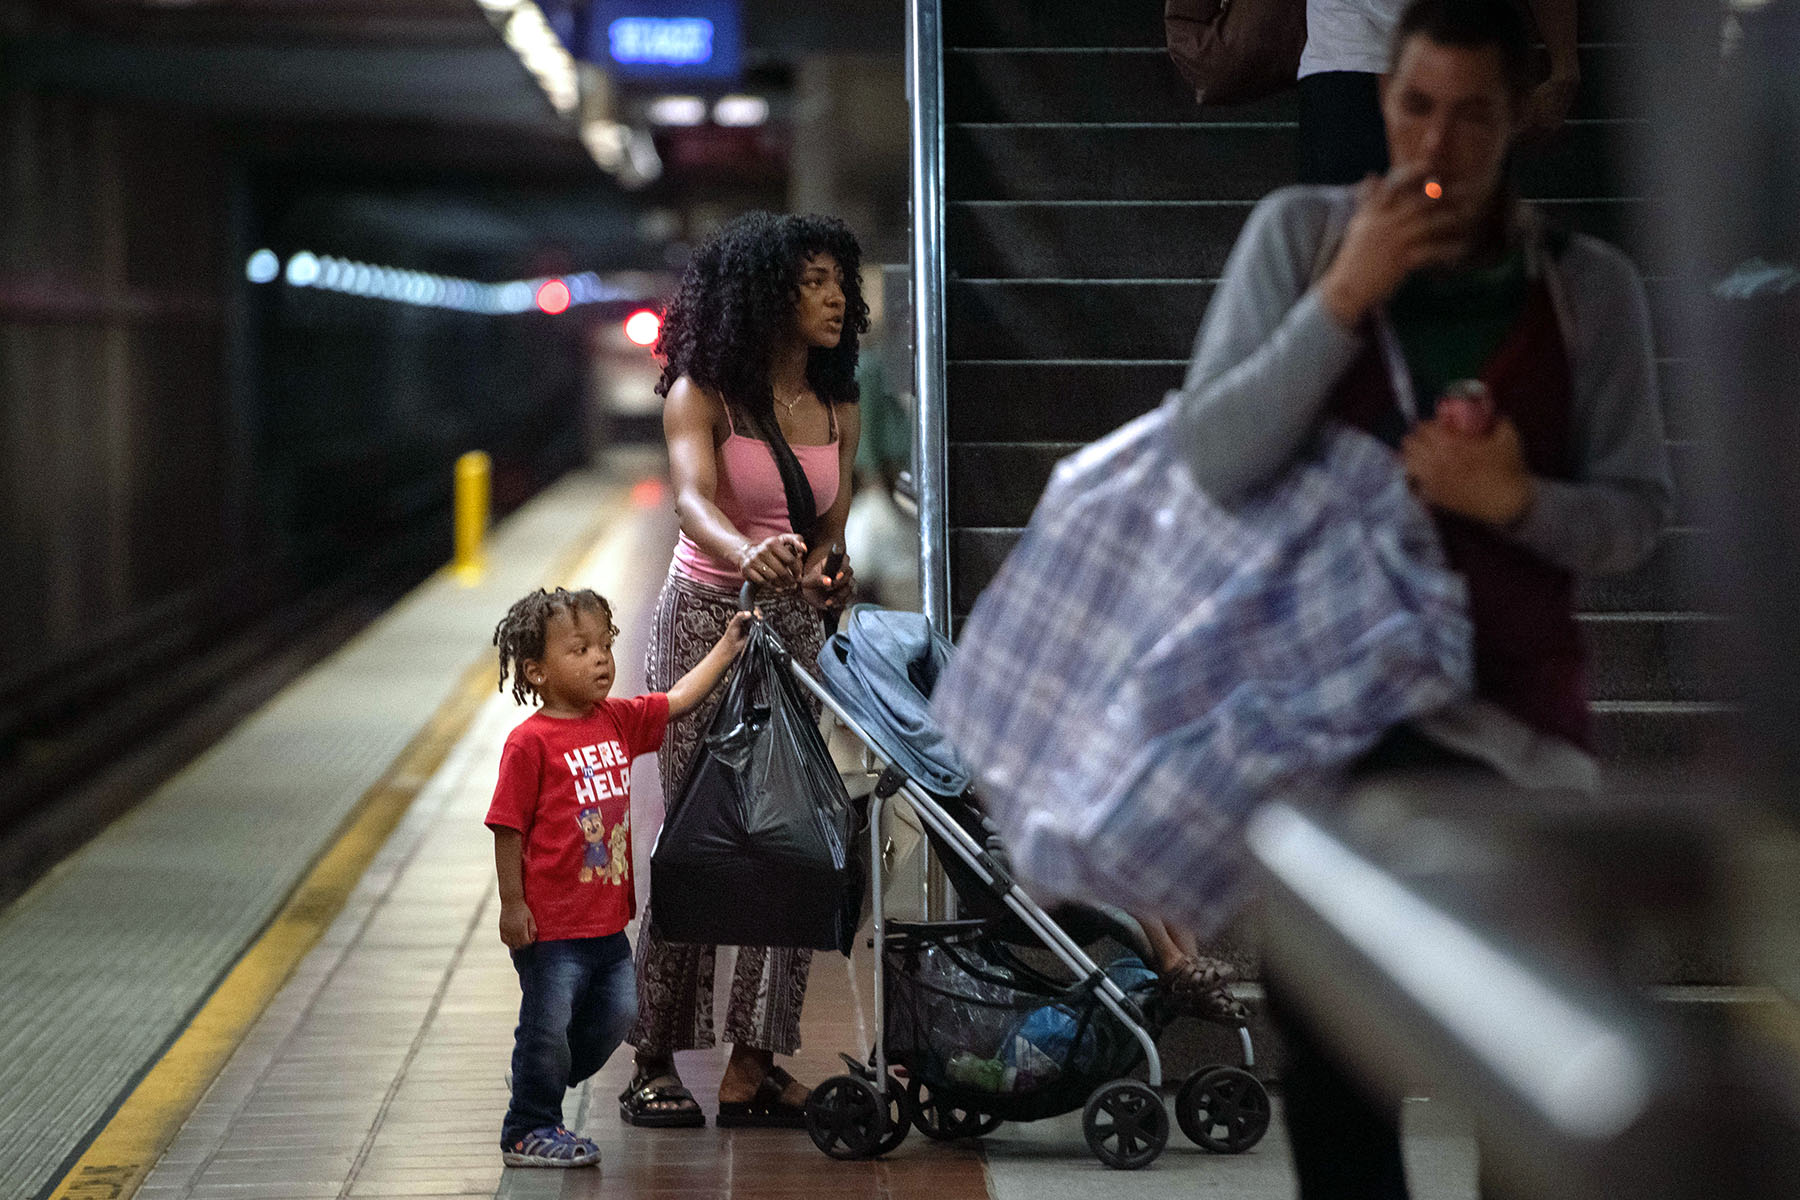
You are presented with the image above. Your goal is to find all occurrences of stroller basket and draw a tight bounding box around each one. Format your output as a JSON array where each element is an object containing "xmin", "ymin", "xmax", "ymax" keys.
[{"xmin": 882, "ymin": 920, "xmax": 1155, "ymax": 1123}]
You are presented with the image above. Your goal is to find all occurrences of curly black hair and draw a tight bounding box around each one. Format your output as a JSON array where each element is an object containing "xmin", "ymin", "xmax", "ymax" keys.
[
  {"xmin": 653, "ymin": 211, "xmax": 870, "ymax": 419},
  {"xmin": 493, "ymin": 587, "xmax": 617, "ymax": 705}
]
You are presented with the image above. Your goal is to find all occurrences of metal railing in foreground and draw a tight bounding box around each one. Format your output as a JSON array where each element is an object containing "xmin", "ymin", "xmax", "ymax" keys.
[{"xmin": 1249, "ymin": 793, "xmax": 1799, "ymax": 1199}]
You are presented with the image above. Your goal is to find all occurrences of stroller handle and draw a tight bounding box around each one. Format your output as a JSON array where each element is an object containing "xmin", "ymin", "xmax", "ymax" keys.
[{"xmin": 739, "ymin": 543, "xmax": 843, "ymax": 618}]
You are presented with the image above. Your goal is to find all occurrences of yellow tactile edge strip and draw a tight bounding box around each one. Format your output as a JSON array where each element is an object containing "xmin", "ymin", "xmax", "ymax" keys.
[{"xmin": 41, "ymin": 497, "xmax": 623, "ymax": 1200}]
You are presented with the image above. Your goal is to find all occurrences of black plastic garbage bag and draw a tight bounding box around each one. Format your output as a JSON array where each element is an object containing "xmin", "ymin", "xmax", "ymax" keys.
[{"xmin": 650, "ymin": 619, "xmax": 860, "ymax": 955}]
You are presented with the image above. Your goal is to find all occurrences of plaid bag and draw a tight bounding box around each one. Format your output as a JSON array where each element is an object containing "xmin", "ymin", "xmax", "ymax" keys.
[{"xmin": 932, "ymin": 403, "xmax": 1472, "ymax": 933}]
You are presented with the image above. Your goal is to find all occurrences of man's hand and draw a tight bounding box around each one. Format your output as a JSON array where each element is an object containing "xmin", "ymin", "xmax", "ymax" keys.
[
  {"xmin": 1318, "ymin": 166, "xmax": 1480, "ymax": 328},
  {"xmin": 1401, "ymin": 417, "xmax": 1536, "ymax": 528},
  {"xmin": 498, "ymin": 899, "xmax": 537, "ymax": 950}
]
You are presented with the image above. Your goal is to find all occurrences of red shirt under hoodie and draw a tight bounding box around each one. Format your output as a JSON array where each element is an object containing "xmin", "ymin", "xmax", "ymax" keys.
[{"xmin": 485, "ymin": 694, "xmax": 670, "ymax": 941}]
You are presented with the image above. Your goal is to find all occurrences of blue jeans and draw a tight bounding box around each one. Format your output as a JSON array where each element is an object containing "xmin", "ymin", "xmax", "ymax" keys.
[{"xmin": 502, "ymin": 932, "xmax": 637, "ymax": 1146}]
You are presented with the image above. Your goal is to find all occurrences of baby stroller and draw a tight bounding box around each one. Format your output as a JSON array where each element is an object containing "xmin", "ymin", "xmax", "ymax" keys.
[{"xmin": 744, "ymin": 592, "xmax": 1271, "ymax": 1169}]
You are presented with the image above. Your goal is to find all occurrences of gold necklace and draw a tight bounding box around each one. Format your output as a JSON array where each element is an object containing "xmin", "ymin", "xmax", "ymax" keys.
[{"xmin": 775, "ymin": 385, "xmax": 806, "ymax": 417}]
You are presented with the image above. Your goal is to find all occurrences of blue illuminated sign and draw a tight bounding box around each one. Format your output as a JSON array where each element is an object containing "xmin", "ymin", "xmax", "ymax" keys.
[
  {"xmin": 582, "ymin": 1, "xmax": 741, "ymax": 81},
  {"xmin": 609, "ymin": 17, "xmax": 714, "ymax": 66}
]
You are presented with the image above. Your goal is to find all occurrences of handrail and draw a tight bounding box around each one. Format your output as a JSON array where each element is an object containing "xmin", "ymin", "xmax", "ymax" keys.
[
  {"xmin": 906, "ymin": 0, "xmax": 951, "ymax": 637},
  {"xmin": 1247, "ymin": 801, "xmax": 1701, "ymax": 1199}
]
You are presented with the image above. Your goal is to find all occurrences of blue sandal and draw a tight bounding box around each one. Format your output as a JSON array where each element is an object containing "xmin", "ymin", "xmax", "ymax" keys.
[{"xmin": 503, "ymin": 1125, "xmax": 601, "ymax": 1167}]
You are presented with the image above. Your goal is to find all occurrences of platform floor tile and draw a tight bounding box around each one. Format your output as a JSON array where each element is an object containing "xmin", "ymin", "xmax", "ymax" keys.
[{"xmin": 0, "ymin": 473, "xmax": 625, "ymax": 1200}]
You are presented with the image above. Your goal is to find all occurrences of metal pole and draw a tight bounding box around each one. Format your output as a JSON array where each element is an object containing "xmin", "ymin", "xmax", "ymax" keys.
[
  {"xmin": 906, "ymin": 0, "xmax": 956, "ymax": 922},
  {"xmin": 906, "ymin": 0, "xmax": 950, "ymax": 638},
  {"xmin": 868, "ymin": 787, "xmax": 888, "ymax": 1084}
]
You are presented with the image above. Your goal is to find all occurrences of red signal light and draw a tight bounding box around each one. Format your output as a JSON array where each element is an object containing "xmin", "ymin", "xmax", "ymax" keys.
[
  {"xmin": 624, "ymin": 309, "xmax": 661, "ymax": 347},
  {"xmin": 535, "ymin": 279, "xmax": 571, "ymax": 315}
]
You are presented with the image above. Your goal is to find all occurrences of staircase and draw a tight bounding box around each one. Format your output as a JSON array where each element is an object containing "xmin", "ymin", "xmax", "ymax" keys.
[{"xmin": 935, "ymin": 0, "xmax": 1728, "ymax": 766}]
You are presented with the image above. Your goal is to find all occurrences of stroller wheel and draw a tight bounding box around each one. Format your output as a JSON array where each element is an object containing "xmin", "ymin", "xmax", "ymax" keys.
[
  {"xmin": 806, "ymin": 1074, "xmax": 889, "ymax": 1160},
  {"xmin": 874, "ymin": 1074, "xmax": 911, "ymax": 1157},
  {"xmin": 1176, "ymin": 1066, "xmax": 1271, "ymax": 1154},
  {"xmin": 907, "ymin": 1077, "xmax": 1001, "ymax": 1142},
  {"xmin": 1082, "ymin": 1079, "xmax": 1169, "ymax": 1170}
]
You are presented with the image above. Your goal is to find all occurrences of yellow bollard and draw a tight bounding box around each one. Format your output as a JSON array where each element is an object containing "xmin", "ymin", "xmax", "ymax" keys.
[{"xmin": 453, "ymin": 451, "xmax": 490, "ymax": 586}]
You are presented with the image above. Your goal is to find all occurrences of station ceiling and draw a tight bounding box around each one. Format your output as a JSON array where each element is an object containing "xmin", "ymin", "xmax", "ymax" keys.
[
  {"xmin": 4, "ymin": 0, "xmax": 905, "ymax": 271},
  {"xmin": 7, "ymin": 0, "xmax": 903, "ymax": 147}
]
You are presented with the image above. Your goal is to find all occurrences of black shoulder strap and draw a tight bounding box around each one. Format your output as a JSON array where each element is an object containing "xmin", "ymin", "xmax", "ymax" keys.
[{"xmin": 739, "ymin": 403, "xmax": 820, "ymax": 550}]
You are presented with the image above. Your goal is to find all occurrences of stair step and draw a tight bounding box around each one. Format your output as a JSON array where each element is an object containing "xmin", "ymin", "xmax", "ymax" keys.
[
  {"xmin": 945, "ymin": 44, "xmax": 1643, "ymax": 125},
  {"xmin": 948, "ymin": 279, "xmax": 1210, "ymax": 360},
  {"xmin": 947, "ymin": 278, "xmax": 1681, "ymax": 360},
  {"xmin": 948, "ymin": 360, "xmax": 1186, "ymax": 442},
  {"xmin": 1578, "ymin": 529, "xmax": 1710, "ymax": 612},
  {"xmin": 948, "ymin": 528, "xmax": 1015, "ymax": 614},
  {"xmin": 951, "ymin": 526, "xmax": 1713, "ymax": 617},
  {"xmin": 1580, "ymin": 614, "xmax": 1733, "ymax": 703},
  {"xmin": 944, "ymin": 3, "xmax": 1163, "ymax": 49},
  {"xmin": 1591, "ymin": 701, "xmax": 1736, "ymax": 761},
  {"xmin": 946, "ymin": 358, "xmax": 1705, "ymax": 442},
  {"xmin": 946, "ymin": 122, "xmax": 1630, "ymax": 202},
  {"xmin": 946, "ymin": 47, "xmax": 1294, "ymax": 125},
  {"xmin": 949, "ymin": 200, "xmax": 1247, "ymax": 281},
  {"xmin": 948, "ymin": 198, "xmax": 1665, "ymax": 281}
]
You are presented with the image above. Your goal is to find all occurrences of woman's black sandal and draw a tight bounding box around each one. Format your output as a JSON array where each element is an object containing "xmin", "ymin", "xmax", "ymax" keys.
[
  {"xmin": 714, "ymin": 1065, "xmax": 810, "ymax": 1129},
  {"xmin": 619, "ymin": 1070, "xmax": 706, "ymax": 1128}
]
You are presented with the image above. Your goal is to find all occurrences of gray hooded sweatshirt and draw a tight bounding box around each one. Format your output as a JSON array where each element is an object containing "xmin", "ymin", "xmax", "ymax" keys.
[{"xmin": 1168, "ymin": 184, "xmax": 1676, "ymax": 787}]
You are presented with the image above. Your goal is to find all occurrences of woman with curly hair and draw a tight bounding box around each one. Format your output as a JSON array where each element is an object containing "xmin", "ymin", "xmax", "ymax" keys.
[{"xmin": 621, "ymin": 212, "xmax": 865, "ymax": 1129}]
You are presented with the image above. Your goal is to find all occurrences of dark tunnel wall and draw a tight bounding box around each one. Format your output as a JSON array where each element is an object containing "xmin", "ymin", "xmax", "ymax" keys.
[
  {"xmin": 0, "ymin": 88, "xmax": 236, "ymax": 697},
  {"xmin": 0, "ymin": 94, "xmax": 595, "ymax": 789}
]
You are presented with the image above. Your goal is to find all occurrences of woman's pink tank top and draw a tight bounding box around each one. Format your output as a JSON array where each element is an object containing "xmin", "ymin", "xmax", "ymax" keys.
[{"xmin": 672, "ymin": 404, "xmax": 841, "ymax": 587}]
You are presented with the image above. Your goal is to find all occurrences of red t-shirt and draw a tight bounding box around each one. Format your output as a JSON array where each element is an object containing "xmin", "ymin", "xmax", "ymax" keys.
[{"xmin": 484, "ymin": 694, "xmax": 670, "ymax": 941}]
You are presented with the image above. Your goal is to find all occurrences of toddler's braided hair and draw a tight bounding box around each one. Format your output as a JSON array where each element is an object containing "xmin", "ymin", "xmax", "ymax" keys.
[{"xmin": 493, "ymin": 587, "xmax": 616, "ymax": 705}]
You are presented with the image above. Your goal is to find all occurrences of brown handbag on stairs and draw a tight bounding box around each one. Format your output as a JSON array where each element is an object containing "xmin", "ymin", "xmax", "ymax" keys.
[{"xmin": 1164, "ymin": 0, "xmax": 1307, "ymax": 106}]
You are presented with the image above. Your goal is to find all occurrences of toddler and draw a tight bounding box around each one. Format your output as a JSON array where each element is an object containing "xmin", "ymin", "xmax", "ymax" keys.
[{"xmin": 485, "ymin": 586, "xmax": 749, "ymax": 1167}]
